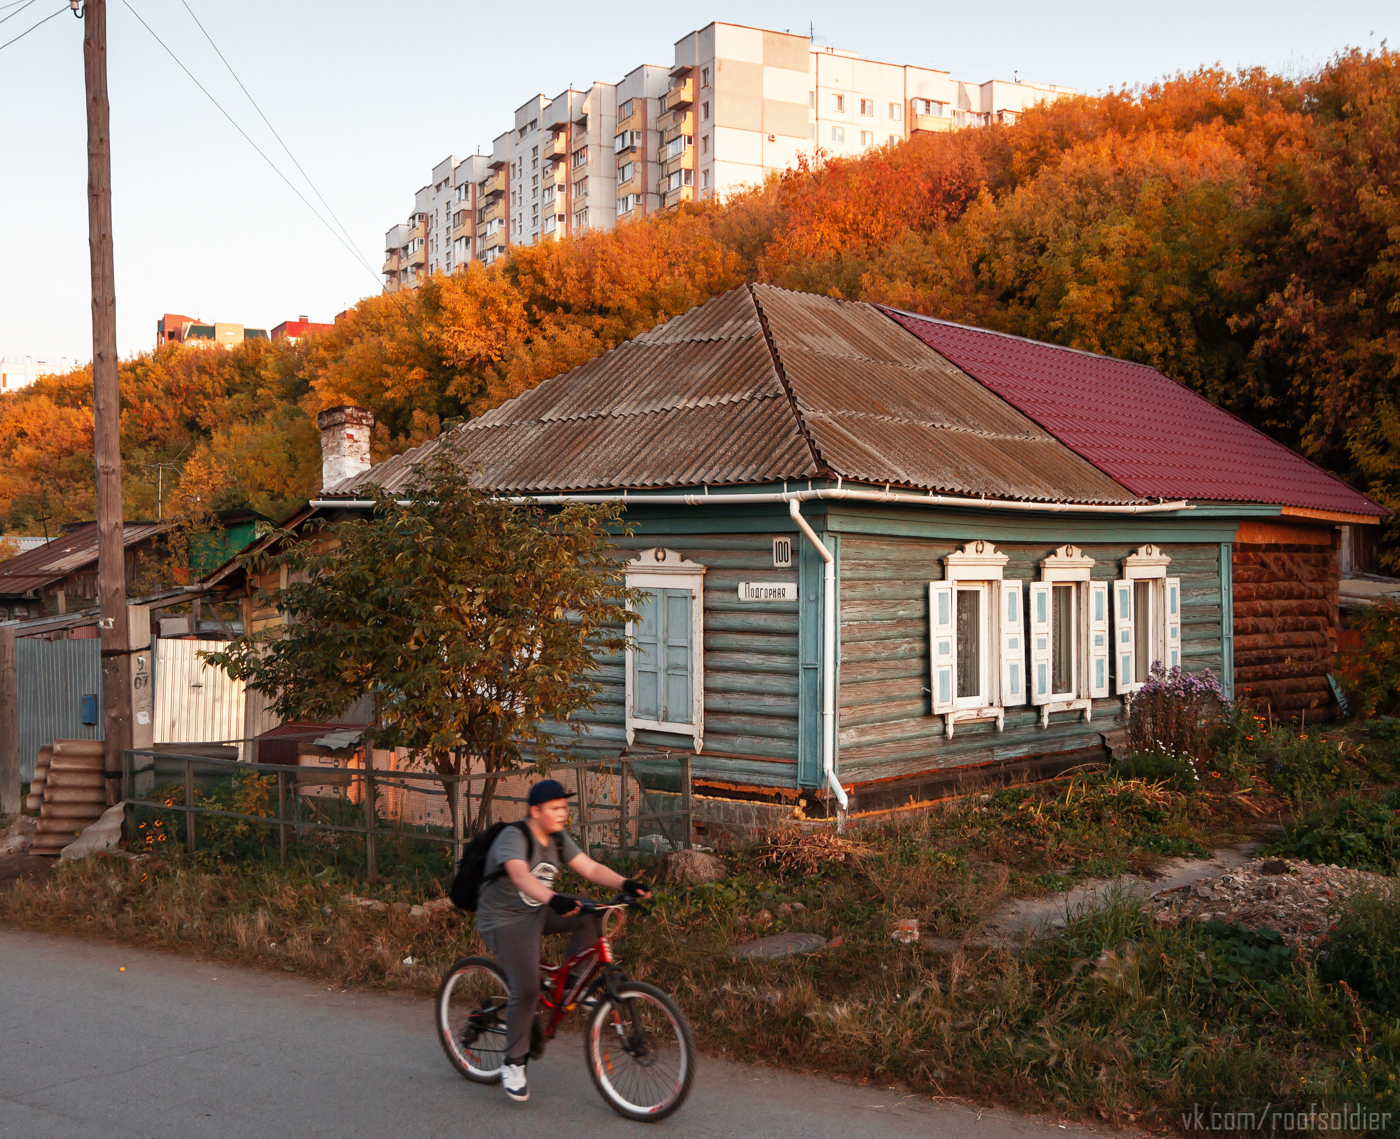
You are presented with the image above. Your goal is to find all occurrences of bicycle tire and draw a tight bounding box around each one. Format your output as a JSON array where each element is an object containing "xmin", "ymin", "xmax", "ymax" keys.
[
  {"xmin": 585, "ymin": 980, "xmax": 696, "ymax": 1121},
  {"xmin": 436, "ymin": 956, "xmax": 512, "ymax": 1084}
]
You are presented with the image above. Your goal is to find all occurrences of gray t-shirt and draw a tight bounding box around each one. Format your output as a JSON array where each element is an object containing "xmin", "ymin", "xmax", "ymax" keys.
[{"xmin": 475, "ymin": 822, "xmax": 582, "ymax": 934}]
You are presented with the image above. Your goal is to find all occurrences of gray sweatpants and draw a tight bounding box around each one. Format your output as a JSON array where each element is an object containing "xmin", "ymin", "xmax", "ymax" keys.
[{"xmin": 480, "ymin": 908, "xmax": 601, "ymax": 1064}]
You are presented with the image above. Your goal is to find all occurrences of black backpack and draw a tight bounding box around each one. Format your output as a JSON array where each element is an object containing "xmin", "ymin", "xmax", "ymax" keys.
[{"xmin": 449, "ymin": 819, "xmax": 566, "ymax": 912}]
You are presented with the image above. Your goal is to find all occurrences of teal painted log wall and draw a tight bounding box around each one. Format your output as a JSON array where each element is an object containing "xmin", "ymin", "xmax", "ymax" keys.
[
  {"xmin": 836, "ymin": 535, "xmax": 1224, "ymax": 785},
  {"xmin": 545, "ymin": 533, "xmax": 804, "ymax": 790},
  {"xmin": 534, "ymin": 499, "xmax": 1238, "ymax": 794}
]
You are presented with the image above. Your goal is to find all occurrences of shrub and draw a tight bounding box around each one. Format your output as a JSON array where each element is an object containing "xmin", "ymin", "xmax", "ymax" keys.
[
  {"xmin": 1315, "ymin": 883, "xmax": 1400, "ymax": 1017},
  {"xmin": 1112, "ymin": 747, "xmax": 1201, "ymax": 793},
  {"xmin": 1265, "ymin": 794, "xmax": 1400, "ymax": 873},
  {"xmin": 1337, "ymin": 597, "xmax": 1400, "ymax": 718},
  {"xmin": 1121, "ymin": 663, "xmax": 1227, "ymax": 766},
  {"xmin": 1261, "ymin": 730, "xmax": 1369, "ymax": 802}
]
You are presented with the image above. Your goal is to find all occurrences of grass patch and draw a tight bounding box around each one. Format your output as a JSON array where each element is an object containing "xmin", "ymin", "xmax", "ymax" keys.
[{"xmin": 1263, "ymin": 793, "xmax": 1400, "ymax": 875}]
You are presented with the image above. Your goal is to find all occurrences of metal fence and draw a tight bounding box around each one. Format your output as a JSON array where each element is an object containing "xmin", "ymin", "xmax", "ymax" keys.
[
  {"xmin": 121, "ymin": 748, "xmax": 692, "ymax": 882},
  {"xmin": 18, "ymin": 638, "xmax": 102, "ymax": 782}
]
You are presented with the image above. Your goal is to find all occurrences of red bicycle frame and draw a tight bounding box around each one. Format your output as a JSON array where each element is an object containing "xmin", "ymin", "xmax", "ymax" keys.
[{"xmin": 533, "ymin": 903, "xmax": 624, "ymax": 1040}]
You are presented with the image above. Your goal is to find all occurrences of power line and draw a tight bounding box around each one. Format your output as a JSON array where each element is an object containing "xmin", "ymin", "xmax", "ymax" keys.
[
  {"xmin": 119, "ymin": 0, "xmax": 387, "ymax": 296},
  {"xmin": 0, "ymin": 0, "xmax": 40, "ymax": 27},
  {"xmin": 176, "ymin": 0, "xmax": 378, "ymax": 284},
  {"xmin": 0, "ymin": 3, "xmax": 63, "ymax": 51}
]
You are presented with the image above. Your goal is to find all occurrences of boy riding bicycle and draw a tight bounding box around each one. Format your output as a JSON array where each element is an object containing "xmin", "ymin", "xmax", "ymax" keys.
[{"xmin": 476, "ymin": 779, "xmax": 649, "ymax": 1103}]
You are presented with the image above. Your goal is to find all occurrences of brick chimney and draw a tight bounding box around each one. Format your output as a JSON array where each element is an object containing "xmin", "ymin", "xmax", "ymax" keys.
[{"xmin": 317, "ymin": 405, "xmax": 374, "ymax": 491}]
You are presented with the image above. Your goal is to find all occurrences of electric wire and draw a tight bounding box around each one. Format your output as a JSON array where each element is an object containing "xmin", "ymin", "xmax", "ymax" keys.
[
  {"xmin": 0, "ymin": 2, "xmax": 63, "ymax": 51},
  {"xmin": 176, "ymin": 0, "xmax": 379, "ymax": 284},
  {"xmin": 0, "ymin": 0, "xmax": 40, "ymax": 27},
  {"xmin": 119, "ymin": 0, "xmax": 388, "ymax": 297}
]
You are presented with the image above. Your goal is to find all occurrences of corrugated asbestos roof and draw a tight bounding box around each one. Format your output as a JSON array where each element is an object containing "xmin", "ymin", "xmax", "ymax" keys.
[
  {"xmin": 882, "ymin": 307, "xmax": 1386, "ymax": 517},
  {"xmin": 0, "ymin": 521, "xmax": 171, "ymax": 596},
  {"xmin": 752, "ymin": 286, "xmax": 1138, "ymax": 504},
  {"xmin": 335, "ymin": 285, "xmax": 1141, "ymax": 505}
]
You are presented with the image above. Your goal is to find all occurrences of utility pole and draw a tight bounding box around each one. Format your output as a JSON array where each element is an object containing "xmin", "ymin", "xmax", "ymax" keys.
[{"xmin": 84, "ymin": 0, "xmax": 131, "ymax": 805}]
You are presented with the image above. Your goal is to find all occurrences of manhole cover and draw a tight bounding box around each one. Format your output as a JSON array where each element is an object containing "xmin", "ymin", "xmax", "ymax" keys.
[{"xmin": 730, "ymin": 932, "xmax": 828, "ymax": 960}]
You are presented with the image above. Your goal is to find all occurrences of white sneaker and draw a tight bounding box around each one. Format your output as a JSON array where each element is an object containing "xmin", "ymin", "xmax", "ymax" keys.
[{"xmin": 501, "ymin": 1062, "xmax": 529, "ymax": 1102}]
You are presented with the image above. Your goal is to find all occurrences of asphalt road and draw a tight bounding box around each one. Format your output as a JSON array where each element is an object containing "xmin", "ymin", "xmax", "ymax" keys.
[{"xmin": 0, "ymin": 928, "xmax": 1116, "ymax": 1139}]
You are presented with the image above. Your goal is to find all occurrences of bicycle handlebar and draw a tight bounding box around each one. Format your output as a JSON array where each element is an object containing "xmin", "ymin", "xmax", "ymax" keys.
[{"xmin": 577, "ymin": 892, "xmax": 646, "ymax": 915}]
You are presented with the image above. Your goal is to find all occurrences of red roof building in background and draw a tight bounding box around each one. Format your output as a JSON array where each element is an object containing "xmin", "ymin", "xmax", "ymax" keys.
[
  {"xmin": 881, "ymin": 308, "xmax": 1386, "ymax": 522},
  {"xmin": 271, "ymin": 316, "xmax": 336, "ymax": 342}
]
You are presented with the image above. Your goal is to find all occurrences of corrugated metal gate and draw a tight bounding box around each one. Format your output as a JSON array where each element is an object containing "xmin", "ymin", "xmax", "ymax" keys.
[
  {"xmin": 16, "ymin": 638, "xmax": 102, "ymax": 781},
  {"xmin": 153, "ymin": 639, "xmax": 246, "ymax": 746}
]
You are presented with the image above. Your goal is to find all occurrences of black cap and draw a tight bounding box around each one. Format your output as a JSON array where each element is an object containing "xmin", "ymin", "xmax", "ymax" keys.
[{"xmin": 527, "ymin": 779, "xmax": 575, "ymax": 807}]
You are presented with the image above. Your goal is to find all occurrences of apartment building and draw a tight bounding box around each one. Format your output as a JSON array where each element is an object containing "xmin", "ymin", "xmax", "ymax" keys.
[
  {"xmin": 382, "ymin": 22, "xmax": 1073, "ymax": 289},
  {"xmin": 1, "ymin": 355, "xmax": 77, "ymax": 391}
]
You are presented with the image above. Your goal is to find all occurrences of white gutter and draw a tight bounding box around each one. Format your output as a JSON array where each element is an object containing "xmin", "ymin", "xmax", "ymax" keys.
[
  {"xmin": 308, "ymin": 487, "xmax": 1192, "ymax": 819},
  {"xmin": 786, "ymin": 499, "xmax": 847, "ymax": 818},
  {"xmin": 313, "ymin": 488, "xmax": 1192, "ymax": 515}
]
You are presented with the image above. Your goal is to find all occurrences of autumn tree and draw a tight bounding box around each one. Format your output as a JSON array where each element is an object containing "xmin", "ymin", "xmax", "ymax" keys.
[{"xmin": 204, "ymin": 454, "xmax": 634, "ymax": 831}]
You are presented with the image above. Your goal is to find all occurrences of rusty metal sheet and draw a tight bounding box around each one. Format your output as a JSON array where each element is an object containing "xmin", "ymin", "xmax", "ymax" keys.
[
  {"xmin": 333, "ymin": 284, "xmax": 1142, "ymax": 504},
  {"xmin": 0, "ymin": 522, "xmax": 172, "ymax": 598}
]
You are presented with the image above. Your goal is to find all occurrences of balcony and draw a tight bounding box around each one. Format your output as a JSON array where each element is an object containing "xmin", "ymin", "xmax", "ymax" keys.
[
  {"xmin": 482, "ymin": 169, "xmax": 507, "ymax": 198},
  {"xmin": 544, "ymin": 133, "xmax": 569, "ymax": 162},
  {"xmin": 483, "ymin": 229, "xmax": 507, "ymax": 252},
  {"xmin": 663, "ymin": 111, "xmax": 694, "ymax": 139},
  {"xmin": 481, "ymin": 199, "xmax": 505, "ymax": 225},
  {"xmin": 381, "ymin": 253, "xmax": 402, "ymax": 274},
  {"xmin": 663, "ymin": 76, "xmax": 693, "ymax": 112},
  {"xmin": 616, "ymin": 105, "xmax": 643, "ymax": 131},
  {"xmin": 663, "ymin": 184, "xmax": 694, "ymax": 209}
]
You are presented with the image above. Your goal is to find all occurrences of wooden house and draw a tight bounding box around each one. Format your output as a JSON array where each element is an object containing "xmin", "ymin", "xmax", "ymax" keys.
[{"xmin": 308, "ymin": 285, "xmax": 1382, "ymax": 817}]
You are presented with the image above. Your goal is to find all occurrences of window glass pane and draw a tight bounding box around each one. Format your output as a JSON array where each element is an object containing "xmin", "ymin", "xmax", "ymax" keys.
[
  {"xmin": 634, "ymin": 589, "xmax": 659, "ymax": 719},
  {"xmin": 663, "ymin": 588, "xmax": 692, "ymax": 724},
  {"xmin": 1051, "ymin": 584, "xmax": 1074, "ymax": 695},
  {"xmin": 956, "ymin": 588, "xmax": 981, "ymax": 699},
  {"xmin": 1133, "ymin": 580, "xmax": 1151, "ymax": 680}
]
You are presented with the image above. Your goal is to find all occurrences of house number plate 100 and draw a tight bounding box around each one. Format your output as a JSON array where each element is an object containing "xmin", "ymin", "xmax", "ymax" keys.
[{"xmin": 737, "ymin": 582, "xmax": 798, "ymax": 602}]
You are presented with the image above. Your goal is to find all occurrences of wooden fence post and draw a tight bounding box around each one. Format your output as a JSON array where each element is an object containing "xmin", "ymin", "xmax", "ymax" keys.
[
  {"xmin": 363, "ymin": 765, "xmax": 378, "ymax": 883},
  {"xmin": 619, "ymin": 760, "xmax": 629, "ymax": 857},
  {"xmin": 183, "ymin": 755, "xmax": 196, "ymax": 855},
  {"xmin": 277, "ymin": 769, "xmax": 288, "ymax": 864},
  {"xmin": 681, "ymin": 754, "xmax": 692, "ymax": 850},
  {"xmin": 576, "ymin": 766, "xmax": 591, "ymax": 853},
  {"xmin": 450, "ymin": 775, "xmax": 463, "ymax": 867}
]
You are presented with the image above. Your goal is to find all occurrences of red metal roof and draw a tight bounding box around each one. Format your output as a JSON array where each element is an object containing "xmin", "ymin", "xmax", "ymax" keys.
[{"xmin": 881, "ymin": 308, "xmax": 1387, "ymax": 518}]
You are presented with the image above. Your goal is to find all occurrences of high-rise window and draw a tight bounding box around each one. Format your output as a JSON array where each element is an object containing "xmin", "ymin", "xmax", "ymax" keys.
[
  {"xmin": 832, "ymin": 93, "xmax": 844, "ymax": 112},
  {"xmin": 701, "ymin": 66, "xmax": 710, "ymax": 87},
  {"xmin": 889, "ymin": 102, "xmax": 902, "ymax": 120},
  {"xmin": 861, "ymin": 131, "xmax": 874, "ymax": 146},
  {"xmin": 860, "ymin": 99, "xmax": 873, "ymax": 116},
  {"xmin": 831, "ymin": 126, "xmax": 844, "ymax": 144},
  {"xmin": 701, "ymin": 101, "xmax": 710, "ymax": 120}
]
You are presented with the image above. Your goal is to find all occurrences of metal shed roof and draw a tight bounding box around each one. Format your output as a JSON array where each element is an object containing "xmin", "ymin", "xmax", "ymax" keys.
[
  {"xmin": 0, "ymin": 521, "xmax": 171, "ymax": 596},
  {"xmin": 335, "ymin": 285, "xmax": 1140, "ymax": 505},
  {"xmin": 882, "ymin": 308, "xmax": 1386, "ymax": 519}
]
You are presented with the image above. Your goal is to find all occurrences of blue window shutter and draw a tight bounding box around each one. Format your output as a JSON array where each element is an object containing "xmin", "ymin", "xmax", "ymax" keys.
[
  {"xmin": 634, "ymin": 590, "xmax": 660, "ymax": 720},
  {"xmin": 662, "ymin": 589, "xmax": 692, "ymax": 724}
]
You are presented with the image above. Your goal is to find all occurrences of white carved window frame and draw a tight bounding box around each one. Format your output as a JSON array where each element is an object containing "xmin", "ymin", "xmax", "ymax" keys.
[
  {"xmin": 1031, "ymin": 545, "xmax": 1105, "ymax": 728},
  {"xmin": 1113, "ymin": 544, "xmax": 1180, "ymax": 695},
  {"xmin": 930, "ymin": 540, "xmax": 1019, "ymax": 739},
  {"xmin": 624, "ymin": 547, "xmax": 706, "ymax": 752}
]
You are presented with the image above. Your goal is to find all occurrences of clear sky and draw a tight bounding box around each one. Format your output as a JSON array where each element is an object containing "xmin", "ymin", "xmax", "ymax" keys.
[{"xmin": 1, "ymin": 0, "xmax": 1395, "ymax": 364}]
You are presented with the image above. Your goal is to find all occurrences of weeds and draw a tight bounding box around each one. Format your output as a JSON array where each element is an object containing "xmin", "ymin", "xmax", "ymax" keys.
[{"xmin": 1264, "ymin": 794, "xmax": 1400, "ymax": 874}]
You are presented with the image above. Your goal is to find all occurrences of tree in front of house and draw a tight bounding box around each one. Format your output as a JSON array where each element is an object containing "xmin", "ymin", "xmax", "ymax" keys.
[{"xmin": 203, "ymin": 454, "xmax": 633, "ymax": 831}]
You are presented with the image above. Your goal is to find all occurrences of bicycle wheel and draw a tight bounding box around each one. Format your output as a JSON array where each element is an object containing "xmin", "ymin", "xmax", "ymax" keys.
[
  {"xmin": 436, "ymin": 957, "xmax": 511, "ymax": 1083},
  {"xmin": 585, "ymin": 981, "xmax": 696, "ymax": 1121}
]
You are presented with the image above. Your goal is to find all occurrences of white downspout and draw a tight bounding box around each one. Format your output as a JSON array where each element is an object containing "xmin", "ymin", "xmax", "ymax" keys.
[{"xmin": 788, "ymin": 499, "xmax": 848, "ymax": 821}]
